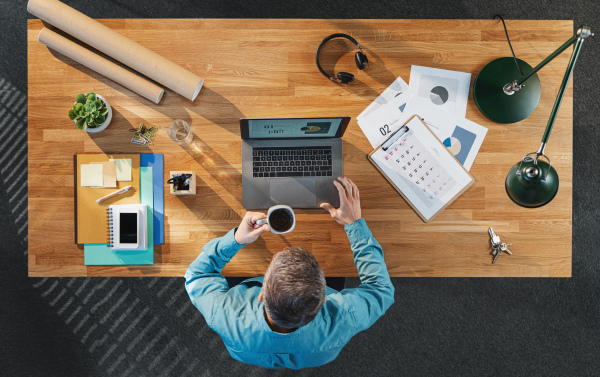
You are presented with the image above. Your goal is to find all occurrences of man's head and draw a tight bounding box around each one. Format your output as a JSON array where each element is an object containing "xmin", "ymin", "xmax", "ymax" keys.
[{"xmin": 261, "ymin": 246, "xmax": 326, "ymax": 329}]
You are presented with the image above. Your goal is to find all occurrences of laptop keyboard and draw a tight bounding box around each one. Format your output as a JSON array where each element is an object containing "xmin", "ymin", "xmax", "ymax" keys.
[{"xmin": 252, "ymin": 147, "xmax": 333, "ymax": 178}]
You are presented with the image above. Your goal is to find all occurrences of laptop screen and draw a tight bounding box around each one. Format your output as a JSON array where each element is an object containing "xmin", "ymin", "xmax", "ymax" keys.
[{"xmin": 240, "ymin": 117, "xmax": 350, "ymax": 139}]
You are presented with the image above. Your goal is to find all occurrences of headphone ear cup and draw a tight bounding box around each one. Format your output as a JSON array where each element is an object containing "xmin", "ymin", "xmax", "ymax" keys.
[
  {"xmin": 337, "ymin": 72, "xmax": 355, "ymax": 84},
  {"xmin": 355, "ymin": 52, "xmax": 368, "ymax": 70}
]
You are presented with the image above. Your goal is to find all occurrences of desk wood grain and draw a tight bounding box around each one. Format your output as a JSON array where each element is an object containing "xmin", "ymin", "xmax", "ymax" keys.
[{"xmin": 28, "ymin": 19, "xmax": 573, "ymax": 277}]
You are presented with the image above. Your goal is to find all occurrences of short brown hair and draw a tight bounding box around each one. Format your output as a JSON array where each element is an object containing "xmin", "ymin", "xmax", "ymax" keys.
[{"xmin": 262, "ymin": 247, "xmax": 326, "ymax": 329}]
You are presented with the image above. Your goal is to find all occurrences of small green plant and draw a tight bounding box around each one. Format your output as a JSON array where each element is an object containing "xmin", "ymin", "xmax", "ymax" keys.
[{"xmin": 68, "ymin": 92, "xmax": 109, "ymax": 130}]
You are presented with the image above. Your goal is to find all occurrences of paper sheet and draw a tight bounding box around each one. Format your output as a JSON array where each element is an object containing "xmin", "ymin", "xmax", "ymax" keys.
[
  {"xmin": 408, "ymin": 66, "xmax": 471, "ymax": 119},
  {"xmin": 358, "ymin": 91, "xmax": 412, "ymax": 148},
  {"xmin": 357, "ymin": 76, "xmax": 409, "ymax": 121},
  {"xmin": 381, "ymin": 126, "xmax": 457, "ymax": 209},
  {"xmin": 403, "ymin": 100, "xmax": 487, "ymax": 171},
  {"xmin": 80, "ymin": 164, "xmax": 104, "ymax": 187},
  {"xmin": 110, "ymin": 158, "xmax": 132, "ymax": 181}
]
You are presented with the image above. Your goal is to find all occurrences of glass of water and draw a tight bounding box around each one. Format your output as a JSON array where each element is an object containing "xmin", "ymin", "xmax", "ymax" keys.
[{"xmin": 166, "ymin": 119, "xmax": 193, "ymax": 146}]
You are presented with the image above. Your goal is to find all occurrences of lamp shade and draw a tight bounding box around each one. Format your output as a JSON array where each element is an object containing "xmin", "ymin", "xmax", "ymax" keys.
[{"xmin": 505, "ymin": 159, "xmax": 559, "ymax": 208}]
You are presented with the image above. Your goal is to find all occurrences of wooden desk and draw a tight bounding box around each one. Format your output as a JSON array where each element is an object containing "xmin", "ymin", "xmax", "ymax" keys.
[{"xmin": 28, "ymin": 19, "xmax": 573, "ymax": 277}]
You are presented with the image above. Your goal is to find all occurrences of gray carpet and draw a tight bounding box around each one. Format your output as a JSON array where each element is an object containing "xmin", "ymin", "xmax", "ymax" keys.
[{"xmin": 2, "ymin": 0, "xmax": 600, "ymax": 375}]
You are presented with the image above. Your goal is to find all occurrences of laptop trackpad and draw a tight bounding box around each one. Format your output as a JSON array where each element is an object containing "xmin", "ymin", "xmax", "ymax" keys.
[{"xmin": 270, "ymin": 178, "xmax": 316, "ymax": 208}]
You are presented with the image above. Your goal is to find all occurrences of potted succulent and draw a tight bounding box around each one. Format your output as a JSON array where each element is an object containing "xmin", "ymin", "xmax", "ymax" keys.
[{"xmin": 68, "ymin": 92, "xmax": 112, "ymax": 133}]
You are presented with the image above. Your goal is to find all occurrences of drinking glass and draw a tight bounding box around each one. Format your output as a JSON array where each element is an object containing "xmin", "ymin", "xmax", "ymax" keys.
[{"xmin": 166, "ymin": 119, "xmax": 193, "ymax": 146}]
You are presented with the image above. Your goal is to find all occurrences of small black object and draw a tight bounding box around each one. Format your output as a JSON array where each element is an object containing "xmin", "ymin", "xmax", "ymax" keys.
[
  {"xmin": 337, "ymin": 71, "xmax": 355, "ymax": 84},
  {"xmin": 316, "ymin": 33, "xmax": 368, "ymax": 84},
  {"xmin": 167, "ymin": 173, "xmax": 192, "ymax": 191}
]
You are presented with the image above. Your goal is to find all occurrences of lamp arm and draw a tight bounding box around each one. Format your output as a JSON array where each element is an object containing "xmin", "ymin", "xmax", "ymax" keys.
[
  {"xmin": 537, "ymin": 26, "xmax": 592, "ymax": 154},
  {"xmin": 516, "ymin": 35, "xmax": 577, "ymax": 87}
]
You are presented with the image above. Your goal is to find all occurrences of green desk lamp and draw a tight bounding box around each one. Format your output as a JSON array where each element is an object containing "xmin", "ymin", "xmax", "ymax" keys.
[{"xmin": 474, "ymin": 25, "xmax": 592, "ymax": 207}]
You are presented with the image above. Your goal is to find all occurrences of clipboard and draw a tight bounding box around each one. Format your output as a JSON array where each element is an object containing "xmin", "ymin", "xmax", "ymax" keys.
[{"xmin": 368, "ymin": 115, "xmax": 474, "ymax": 222}]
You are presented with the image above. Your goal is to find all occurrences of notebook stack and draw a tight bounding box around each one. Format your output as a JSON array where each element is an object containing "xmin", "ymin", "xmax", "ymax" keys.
[{"xmin": 75, "ymin": 153, "xmax": 164, "ymax": 265}]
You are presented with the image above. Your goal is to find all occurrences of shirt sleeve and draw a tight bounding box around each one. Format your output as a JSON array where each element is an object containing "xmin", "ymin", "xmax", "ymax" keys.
[
  {"xmin": 340, "ymin": 219, "xmax": 395, "ymax": 332},
  {"xmin": 184, "ymin": 228, "xmax": 244, "ymax": 327}
]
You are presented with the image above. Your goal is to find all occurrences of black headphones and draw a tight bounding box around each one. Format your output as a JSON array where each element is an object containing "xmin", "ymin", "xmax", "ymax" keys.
[{"xmin": 315, "ymin": 33, "xmax": 368, "ymax": 84}]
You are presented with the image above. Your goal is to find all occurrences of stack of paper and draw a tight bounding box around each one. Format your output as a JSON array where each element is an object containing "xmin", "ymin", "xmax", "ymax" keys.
[
  {"xmin": 358, "ymin": 66, "xmax": 488, "ymax": 171},
  {"xmin": 82, "ymin": 153, "xmax": 164, "ymax": 265}
]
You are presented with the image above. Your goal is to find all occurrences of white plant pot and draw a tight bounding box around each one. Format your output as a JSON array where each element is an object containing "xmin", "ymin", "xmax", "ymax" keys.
[{"xmin": 76, "ymin": 94, "xmax": 112, "ymax": 133}]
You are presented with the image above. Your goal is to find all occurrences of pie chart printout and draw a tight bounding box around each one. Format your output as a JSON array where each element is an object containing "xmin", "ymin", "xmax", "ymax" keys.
[
  {"xmin": 430, "ymin": 86, "xmax": 449, "ymax": 105},
  {"xmin": 443, "ymin": 126, "xmax": 477, "ymax": 165},
  {"xmin": 443, "ymin": 136, "xmax": 461, "ymax": 155}
]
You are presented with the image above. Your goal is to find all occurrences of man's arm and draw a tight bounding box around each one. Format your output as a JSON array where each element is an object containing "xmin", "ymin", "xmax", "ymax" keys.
[
  {"xmin": 342, "ymin": 219, "xmax": 394, "ymax": 332},
  {"xmin": 321, "ymin": 177, "xmax": 394, "ymax": 332},
  {"xmin": 184, "ymin": 212, "xmax": 270, "ymax": 327}
]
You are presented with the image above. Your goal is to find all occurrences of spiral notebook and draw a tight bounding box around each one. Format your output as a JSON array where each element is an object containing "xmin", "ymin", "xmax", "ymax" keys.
[
  {"xmin": 368, "ymin": 115, "xmax": 474, "ymax": 222},
  {"xmin": 107, "ymin": 204, "xmax": 148, "ymax": 251}
]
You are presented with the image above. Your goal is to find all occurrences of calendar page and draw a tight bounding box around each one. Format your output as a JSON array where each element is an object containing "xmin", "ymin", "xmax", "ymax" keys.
[{"xmin": 369, "ymin": 116, "xmax": 473, "ymax": 221}]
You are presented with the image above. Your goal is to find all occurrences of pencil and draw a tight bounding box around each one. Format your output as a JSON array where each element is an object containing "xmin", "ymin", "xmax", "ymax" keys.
[{"xmin": 96, "ymin": 185, "xmax": 132, "ymax": 203}]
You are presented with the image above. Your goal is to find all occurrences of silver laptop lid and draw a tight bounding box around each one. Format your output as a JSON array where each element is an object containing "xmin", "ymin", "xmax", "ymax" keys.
[{"xmin": 240, "ymin": 117, "xmax": 350, "ymax": 140}]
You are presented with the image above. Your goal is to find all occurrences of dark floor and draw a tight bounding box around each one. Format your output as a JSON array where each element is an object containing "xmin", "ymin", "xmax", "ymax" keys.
[{"xmin": 2, "ymin": 0, "xmax": 600, "ymax": 376}]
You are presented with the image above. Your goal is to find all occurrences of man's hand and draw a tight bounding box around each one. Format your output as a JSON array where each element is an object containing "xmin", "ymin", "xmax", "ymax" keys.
[
  {"xmin": 234, "ymin": 212, "xmax": 270, "ymax": 245},
  {"xmin": 320, "ymin": 177, "xmax": 362, "ymax": 226}
]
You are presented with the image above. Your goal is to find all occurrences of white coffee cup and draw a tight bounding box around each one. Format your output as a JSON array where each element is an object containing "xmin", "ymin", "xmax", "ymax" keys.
[{"xmin": 255, "ymin": 205, "xmax": 296, "ymax": 235}]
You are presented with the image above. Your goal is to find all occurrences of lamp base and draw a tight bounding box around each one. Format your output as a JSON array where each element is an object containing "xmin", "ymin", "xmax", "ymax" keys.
[
  {"xmin": 473, "ymin": 57, "xmax": 541, "ymax": 124},
  {"xmin": 505, "ymin": 160, "xmax": 559, "ymax": 208}
]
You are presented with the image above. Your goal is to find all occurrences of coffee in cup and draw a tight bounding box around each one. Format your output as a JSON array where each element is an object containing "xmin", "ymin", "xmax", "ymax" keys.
[{"xmin": 255, "ymin": 205, "xmax": 295, "ymax": 234}]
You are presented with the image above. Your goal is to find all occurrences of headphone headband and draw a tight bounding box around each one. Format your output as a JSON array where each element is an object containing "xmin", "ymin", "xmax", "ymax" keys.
[
  {"xmin": 315, "ymin": 33, "xmax": 366, "ymax": 84},
  {"xmin": 318, "ymin": 33, "xmax": 361, "ymax": 49}
]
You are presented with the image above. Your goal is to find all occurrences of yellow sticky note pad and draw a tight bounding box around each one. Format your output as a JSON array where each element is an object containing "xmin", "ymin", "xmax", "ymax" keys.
[
  {"xmin": 80, "ymin": 164, "xmax": 104, "ymax": 187},
  {"xmin": 110, "ymin": 158, "xmax": 132, "ymax": 181}
]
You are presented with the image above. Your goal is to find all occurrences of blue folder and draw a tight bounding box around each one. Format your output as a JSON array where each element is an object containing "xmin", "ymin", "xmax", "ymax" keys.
[{"xmin": 140, "ymin": 153, "xmax": 164, "ymax": 244}]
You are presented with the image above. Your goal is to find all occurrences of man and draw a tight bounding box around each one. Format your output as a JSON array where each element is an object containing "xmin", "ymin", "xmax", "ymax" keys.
[{"xmin": 185, "ymin": 177, "xmax": 394, "ymax": 369}]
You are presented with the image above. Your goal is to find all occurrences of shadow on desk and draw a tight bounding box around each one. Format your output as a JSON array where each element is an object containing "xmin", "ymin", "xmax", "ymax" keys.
[
  {"xmin": 182, "ymin": 132, "xmax": 242, "ymax": 204},
  {"xmin": 181, "ymin": 86, "xmax": 245, "ymax": 204},
  {"xmin": 186, "ymin": 86, "xmax": 246, "ymax": 134}
]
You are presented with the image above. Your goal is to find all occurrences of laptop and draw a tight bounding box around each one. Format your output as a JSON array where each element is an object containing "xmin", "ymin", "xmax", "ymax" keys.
[{"xmin": 241, "ymin": 117, "xmax": 350, "ymax": 209}]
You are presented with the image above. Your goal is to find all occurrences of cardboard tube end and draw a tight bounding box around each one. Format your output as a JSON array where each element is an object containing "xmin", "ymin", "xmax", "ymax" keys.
[
  {"xmin": 37, "ymin": 27, "xmax": 47, "ymax": 43},
  {"xmin": 156, "ymin": 90, "xmax": 165, "ymax": 104},
  {"xmin": 191, "ymin": 79, "xmax": 204, "ymax": 101}
]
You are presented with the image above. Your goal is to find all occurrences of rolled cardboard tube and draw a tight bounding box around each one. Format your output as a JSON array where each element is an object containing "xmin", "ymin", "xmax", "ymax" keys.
[
  {"xmin": 38, "ymin": 28, "xmax": 165, "ymax": 104},
  {"xmin": 28, "ymin": 0, "xmax": 204, "ymax": 101}
]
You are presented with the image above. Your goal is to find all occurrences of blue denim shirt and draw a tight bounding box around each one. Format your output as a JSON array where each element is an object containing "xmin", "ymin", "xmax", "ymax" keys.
[{"xmin": 185, "ymin": 219, "xmax": 394, "ymax": 369}]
